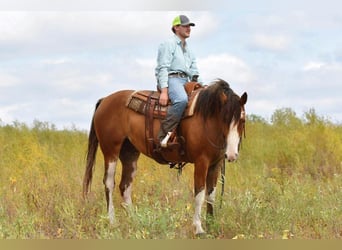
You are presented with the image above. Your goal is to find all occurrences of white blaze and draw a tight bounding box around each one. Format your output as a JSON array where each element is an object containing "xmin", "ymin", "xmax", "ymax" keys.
[{"xmin": 226, "ymin": 121, "xmax": 240, "ymax": 161}]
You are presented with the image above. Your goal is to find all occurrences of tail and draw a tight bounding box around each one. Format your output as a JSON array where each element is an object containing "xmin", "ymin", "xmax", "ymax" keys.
[{"xmin": 82, "ymin": 98, "xmax": 103, "ymax": 198}]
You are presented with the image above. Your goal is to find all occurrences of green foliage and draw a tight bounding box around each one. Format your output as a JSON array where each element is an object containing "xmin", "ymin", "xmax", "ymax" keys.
[{"xmin": 0, "ymin": 109, "xmax": 341, "ymax": 239}]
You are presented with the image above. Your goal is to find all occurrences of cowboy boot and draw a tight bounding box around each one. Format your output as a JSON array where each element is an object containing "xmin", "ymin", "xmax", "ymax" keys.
[{"xmin": 158, "ymin": 114, "xmax": 179, "ymax": 148}]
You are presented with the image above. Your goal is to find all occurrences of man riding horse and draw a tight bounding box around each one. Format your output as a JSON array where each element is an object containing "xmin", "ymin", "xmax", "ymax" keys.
[
  {"xmin": 155, "ymin": 15, "xmax": 203, "ymax": 147},
  {"xmin": 83, "ymin": 14, "xmax": 248, "ymax": 235}
]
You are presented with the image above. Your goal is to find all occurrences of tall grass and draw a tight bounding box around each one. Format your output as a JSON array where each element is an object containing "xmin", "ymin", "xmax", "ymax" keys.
[{"xmin": 0, "ymin": 109, "xmax": 341, "ymax": 239}]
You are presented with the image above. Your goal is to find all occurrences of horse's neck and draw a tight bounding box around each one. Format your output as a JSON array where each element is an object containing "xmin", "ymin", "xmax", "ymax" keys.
[{"xmin": 207, "ymin": 117, "xmax": 227, "ymax": 132}]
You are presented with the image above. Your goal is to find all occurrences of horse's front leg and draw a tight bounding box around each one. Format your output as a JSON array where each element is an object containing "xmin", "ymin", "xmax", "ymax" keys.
[
  {"xmin": 193, "ymin": 161, "xmax": 209, "ymax": 235},
  {"xmin": 206, "ymin": 160, "xmax": 222, "ymax": 219}
]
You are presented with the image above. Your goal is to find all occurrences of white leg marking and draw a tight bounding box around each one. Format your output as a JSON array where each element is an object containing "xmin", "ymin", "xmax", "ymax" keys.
[
  {"xmin": 193, "ymin": 189, "xmax": 206, "ymax": 234},
  {"xmin": 207, "ymin": 187, "xmax": 216, "ymax": 205},
  {"xmin": 106, "ymin": 161, "xmax": 117, "ymax": 224},
  {"xmin": 226, "ymin": 121, "xmax": 240, "ymax": 161},
  {"xmin": 122, "ymin": 183, "xmax": 133, "ymax": 205},
  {"xmin": 122, "ymin": 167, "xmax": 136, "ymax": 206}
]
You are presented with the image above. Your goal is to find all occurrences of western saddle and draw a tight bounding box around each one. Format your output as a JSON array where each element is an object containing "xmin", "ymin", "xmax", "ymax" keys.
[{"xmin": 126, "ymin": 82, "xmax": 203, "ymax": 165}]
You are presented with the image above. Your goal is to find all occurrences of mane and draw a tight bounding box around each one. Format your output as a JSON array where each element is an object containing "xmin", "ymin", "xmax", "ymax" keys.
[{"xmin": 194, "ymin": 79, "xmax": 241, "ymax": 125}]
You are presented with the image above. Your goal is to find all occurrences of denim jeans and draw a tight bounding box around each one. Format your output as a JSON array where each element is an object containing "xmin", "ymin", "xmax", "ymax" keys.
[
  {"xmin": 158, "ymin": 76, "xmax": 188, "ymax": 140},
  {"xmin": 167, "ymin": 76, "xmax": 188, "ymax": 120}
]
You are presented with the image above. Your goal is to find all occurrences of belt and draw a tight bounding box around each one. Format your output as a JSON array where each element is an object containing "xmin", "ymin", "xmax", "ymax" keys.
[{"xmin": 168, "ymin": 72, "xmax": 188, "ymax": 78}]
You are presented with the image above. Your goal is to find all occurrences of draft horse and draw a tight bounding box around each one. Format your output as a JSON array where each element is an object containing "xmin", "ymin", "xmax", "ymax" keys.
[{"xmin": 83, "ymin": 79, "xmax": 248, "ymax": 235}]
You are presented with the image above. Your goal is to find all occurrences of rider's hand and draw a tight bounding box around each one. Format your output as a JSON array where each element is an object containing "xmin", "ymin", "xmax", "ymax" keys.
[{"xmin": 159, "ymin": 88, "xmax": 169, "ymax": 106}]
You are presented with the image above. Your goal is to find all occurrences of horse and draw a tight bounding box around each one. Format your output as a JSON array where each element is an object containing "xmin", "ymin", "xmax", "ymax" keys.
[{"xmin": 83, "ymin": 79, "xmax": 247, "ymax": 235}]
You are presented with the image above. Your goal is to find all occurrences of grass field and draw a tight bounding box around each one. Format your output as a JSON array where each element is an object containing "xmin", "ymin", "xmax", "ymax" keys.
[{"xmin": 0, "ymin": 108, "xmax": 341, "ymax": 239}]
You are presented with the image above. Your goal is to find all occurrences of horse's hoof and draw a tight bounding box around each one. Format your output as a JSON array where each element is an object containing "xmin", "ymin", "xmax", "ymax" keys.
[
  {"xmin": 195, "ymin": 232, "xmax": 207, "ymax": 239},
  {"xmin": 121, "ymin": 202, "xmax": 132, "ymax": 209}
]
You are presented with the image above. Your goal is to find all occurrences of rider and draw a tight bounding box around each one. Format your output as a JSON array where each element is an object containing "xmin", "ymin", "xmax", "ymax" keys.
[{"xmin": 155, "ymin": 15, "xmax": 202, "ymax": 148}]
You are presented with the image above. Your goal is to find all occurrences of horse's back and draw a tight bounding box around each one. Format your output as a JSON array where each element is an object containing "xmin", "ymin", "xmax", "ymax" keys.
[
  {"xmin": 93, "ymin": 89, "xmax": 149, "ymax": 155},
  {"xmin": 95, "ymin": 90, "xmax": 133, "ymax": 116},
  {"xmin": 93, "ymin": 90, "xmax": 135, "ymax": 136},
  {"xmin": 98, "ymin": 90, "xmax": 134, "ymax": 108}
]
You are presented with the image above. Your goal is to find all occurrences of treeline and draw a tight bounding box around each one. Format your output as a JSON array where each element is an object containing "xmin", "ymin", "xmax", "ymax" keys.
[{"xmin": 243, "ymin": 108, "xmax": 342, "ymax": 179}]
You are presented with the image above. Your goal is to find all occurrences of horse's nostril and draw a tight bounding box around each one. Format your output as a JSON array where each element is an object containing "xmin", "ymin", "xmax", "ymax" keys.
[{"xmin": 226, "ymin": 153, "xmax": 238, "ymax": 162}]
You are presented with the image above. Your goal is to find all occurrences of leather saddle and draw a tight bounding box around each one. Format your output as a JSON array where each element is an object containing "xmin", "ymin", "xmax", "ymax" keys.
[{"xmin": 126, "ymin": 82, "xmax": 203, "ymax": 165}]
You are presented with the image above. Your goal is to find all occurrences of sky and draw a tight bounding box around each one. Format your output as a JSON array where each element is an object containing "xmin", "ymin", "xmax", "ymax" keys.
[{"xmin": 0, "ymin": 1, "xmax": 342, "ymax": 130}]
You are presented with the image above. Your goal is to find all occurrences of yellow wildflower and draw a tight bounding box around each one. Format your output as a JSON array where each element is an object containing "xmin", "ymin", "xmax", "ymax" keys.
[
  {"xmin": 232, "ymin": 234, "xmax": 245, "ymax": 239},
  {"xmin": 282, "ymin": 229, "xmax": 294, "ymax": 239}
]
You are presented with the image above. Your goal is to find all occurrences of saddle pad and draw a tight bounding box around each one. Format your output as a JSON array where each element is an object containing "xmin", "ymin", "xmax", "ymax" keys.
[
  {"xmin": 126, "ymin": 89, "xmax": 201, "ymax": 120},
  {"xmin": 126, "ymin": 91, "xmax": 167, "ymax": 119}
]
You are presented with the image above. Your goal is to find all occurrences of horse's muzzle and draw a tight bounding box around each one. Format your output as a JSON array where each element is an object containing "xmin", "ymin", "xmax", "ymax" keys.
[{"xmin": 225, "ymin": 153, "xmax": 238, "ymax": 162}]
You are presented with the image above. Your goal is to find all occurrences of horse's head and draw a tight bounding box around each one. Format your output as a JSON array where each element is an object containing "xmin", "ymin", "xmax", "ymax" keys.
[
  {"xmin": 225, "ymin": 92, "xmax": 248, "ymax": 162},
  {"xmin": 194, "ymin": 79, "xmax": 248, "ymax": 162}
]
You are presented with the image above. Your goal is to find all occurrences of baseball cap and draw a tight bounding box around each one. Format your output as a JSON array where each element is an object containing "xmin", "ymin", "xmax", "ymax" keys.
[
  {"xmin": 172, "ymin": 15, "xmax": 195, "ymax": 33},
  {"xmin": 172, "ymin": 15, "xmax": 195, "ymax": 27}
]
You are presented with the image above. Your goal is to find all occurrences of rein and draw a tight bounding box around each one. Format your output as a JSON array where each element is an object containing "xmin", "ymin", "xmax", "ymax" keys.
[
  {"xmin": 219, "ymin": 159, "xmax": 226, "ymax": 209},
  {"xmin": 219, "ymin": 120, "xmax": 246, "ymax": 209}
]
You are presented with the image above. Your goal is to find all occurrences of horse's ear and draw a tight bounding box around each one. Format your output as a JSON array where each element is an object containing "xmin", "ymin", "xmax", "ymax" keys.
[{"xmin": 240, "ymin": 92, "xmax": 248, "ymax": 105}]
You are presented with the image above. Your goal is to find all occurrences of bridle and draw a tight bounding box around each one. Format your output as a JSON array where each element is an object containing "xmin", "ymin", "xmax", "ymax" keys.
[
  {"xmin": 219, "ymin": 108, "xmax": 246, "ymax": 208},
  {"xmin": 205, "ymin": 108, "xmax": 246, "ymax": 149},
  {"xmin": 238, "ymin": 110, "xmax": 246, "ymax": 151}
]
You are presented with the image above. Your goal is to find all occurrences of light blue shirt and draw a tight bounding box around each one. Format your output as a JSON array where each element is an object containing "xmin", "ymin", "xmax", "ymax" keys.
[{"xmin": 155, "ymin": 35, "xmax": 201, "ymax": 89}]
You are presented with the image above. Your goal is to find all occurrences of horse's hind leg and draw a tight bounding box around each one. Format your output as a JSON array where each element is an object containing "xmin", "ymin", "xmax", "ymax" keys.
[
  {"xmin": 119, "ymin": 139, "xmax": 140, "ymax": 207},
  {"xmin": 101, "ymin": 138, "xmax": 126, "ymax": 224},
  {"xmin": 103, "ymin": 157, "xmax": 118, "ymax": 224}
]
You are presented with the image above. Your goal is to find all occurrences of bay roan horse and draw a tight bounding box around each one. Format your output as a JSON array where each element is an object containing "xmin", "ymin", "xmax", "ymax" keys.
[{"xmin": 83, "ymin": 79, "xmax": 247, "ymax": 235}]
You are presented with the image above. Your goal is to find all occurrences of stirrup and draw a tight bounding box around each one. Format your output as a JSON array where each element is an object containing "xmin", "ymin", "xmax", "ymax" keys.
[{"xmin": 160, "ymin": 132, "xmax": 172, "ymax": 148}]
